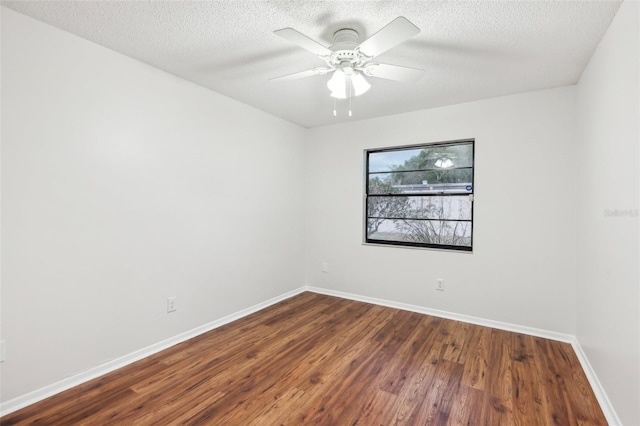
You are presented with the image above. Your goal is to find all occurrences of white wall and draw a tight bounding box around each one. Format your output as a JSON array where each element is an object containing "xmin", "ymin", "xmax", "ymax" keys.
[
  {"xmin": 0, "ymin": 8, "xmax": 306, "ymax": 402},
  {"xmin": 2, "ymin": 1, "xmax": 638, "ymax": 421},
  {"xmin": 575, "ymin": 1, "xmax": 639, "ymax": 425},
  {"xmin": 304, "ymin": 87, "xmax": 578, "ymax": 334}
]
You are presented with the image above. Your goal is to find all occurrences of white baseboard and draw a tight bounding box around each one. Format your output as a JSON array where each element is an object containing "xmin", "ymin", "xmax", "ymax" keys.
[
  {"xmin": 570, "ymin": 340, "xmax": 622, "ymax": 425},
  {"xmin": 0, "ymin": 287, "xmax": 306, "ymax": 416},
  {"xmin": 304, "ymin": 285, "xmax": 621, "ymax": 425},
  {"xmin": 2, "ymin": 285, "xmax": 621, "ymax": 425},
  {"xmin": 305, "ymin": 286, "xmax": 574, "ymax": 342}
]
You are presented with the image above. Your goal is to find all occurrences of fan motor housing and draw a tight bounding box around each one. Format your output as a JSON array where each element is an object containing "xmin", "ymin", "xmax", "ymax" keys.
[{"xmin": 328, "ymin": 28, "xmax": 367, "ymax": 68}]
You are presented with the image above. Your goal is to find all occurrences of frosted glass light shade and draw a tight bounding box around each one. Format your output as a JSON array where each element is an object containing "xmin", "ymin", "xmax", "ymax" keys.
[
  {"xmin": 327, "ymin": 70, "xmax": 347, "ymax": 99},
  {"xmin": 435, "ymin": 158, "xmax": 454, "ymax": 168},
  {"xmin": 327, "ymin": 69, "xmax": 370, "ymax": 99},
  {"xmin": 351, "ymin": 73, "xmax": 371, "ymax": 96}
]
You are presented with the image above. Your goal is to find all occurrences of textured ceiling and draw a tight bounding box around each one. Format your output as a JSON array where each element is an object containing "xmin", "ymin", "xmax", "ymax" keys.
[{"xmin": 1, "ymin": 0, "xmax": 622, "ymax": 128}]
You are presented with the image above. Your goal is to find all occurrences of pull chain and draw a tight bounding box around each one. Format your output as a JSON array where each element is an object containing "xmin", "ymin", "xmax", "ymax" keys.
[
  {"xmin": 348, "ymin": 78, "xmax": 353, "ymax": 117},
  {"xmin": 332, "ymin": 78, "xmax": 356, "ymax": 118}
]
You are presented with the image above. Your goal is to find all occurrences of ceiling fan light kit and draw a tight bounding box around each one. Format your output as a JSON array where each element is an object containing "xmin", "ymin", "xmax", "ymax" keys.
[
  {"xmin": 327, "ymin": 68, "xmax": 371, "ymax": 99},
  {"xmin": 272, "ymin": 17, "xmax": 425, "ymax": 116},
  {"xmin": 435, "ymin": 158, "xmax": 454, "ymax": 169}
]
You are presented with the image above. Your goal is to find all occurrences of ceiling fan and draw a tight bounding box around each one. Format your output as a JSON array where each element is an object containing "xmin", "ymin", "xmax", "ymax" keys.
[
  {"xmin": 271, "ymin": 17, "xmax": 425, "ymax": 99},
  {"xmin": 425, "ymin": 150, "xmax": 458, "ymax": 169}
]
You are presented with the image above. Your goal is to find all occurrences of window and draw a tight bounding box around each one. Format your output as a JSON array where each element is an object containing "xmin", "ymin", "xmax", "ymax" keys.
[{"xmin": 365, "ymin": 139, "xmax": 474, "ymax": 251}]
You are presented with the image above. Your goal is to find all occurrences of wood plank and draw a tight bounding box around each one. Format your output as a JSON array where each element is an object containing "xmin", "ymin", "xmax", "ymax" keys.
[
  {"xmin": 1, "ymin": 293, "xmax": 608, "ymax": 425},
  {"xmin": 511, "ymin": 333, "xmax": 551, "ymax": 425},
  {"xmin": 461, "ymin": 324, "xmax": 491, "ymax": 391}
]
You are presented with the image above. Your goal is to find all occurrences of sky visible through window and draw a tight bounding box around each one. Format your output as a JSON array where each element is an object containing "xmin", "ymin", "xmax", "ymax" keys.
[{"xmin": 368, "ymin": 149, "xmax": 424, "ymax": 173}]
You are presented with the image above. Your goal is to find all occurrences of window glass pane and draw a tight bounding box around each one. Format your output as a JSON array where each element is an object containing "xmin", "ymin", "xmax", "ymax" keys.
[
  {"xmin": 368, "ymin": 142, "xmax": 473, "ymax": 173},
  {"xmin": 365, "ymin": 140, "xmax": 474, "ymax": 251},
  {"xmin": 426, "ymin": 143, "xmax": 473, "ymax": 169},
  {"xmin": 368, "ymin": 195, "xmax": 472, "ymax": 220},
  {"xmin": 369, "ymin": 149, "xmax": 425, "ymax": 172},
  {"xmin": 368, "ymin": 169, "xmax": 473, "ymax": 193},
  {"xmin": 367, "ymin": 218, "xmax": 472, "ymax": 247}
]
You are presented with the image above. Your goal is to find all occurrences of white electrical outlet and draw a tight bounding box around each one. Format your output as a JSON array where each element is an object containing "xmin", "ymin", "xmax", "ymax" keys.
[
  {"xmin": 0, "ymin": 340, "xmax": 6, "ymax": 362},
  {"xmin": 167, "ymin": 297, "xmax": 177, "ymax": 313},
  {"xmin": 436, "ymin": 279, "xmax": 445, "ymax": 291},
  {"xmin": 322, "ymin": 262, "xmax": 328, "ymax": 273}
]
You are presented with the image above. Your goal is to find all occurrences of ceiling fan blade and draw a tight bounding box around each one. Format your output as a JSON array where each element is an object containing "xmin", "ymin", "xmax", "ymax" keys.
[
  {"xmin": 357, "ymin": 17, "xmax": 420, "ymax": 58},
  {"xmin": 364, "ymin": 63, "xmax": 425, "ymax": 83},
  {"xmin": 270, "ymin": 67, "xmax": 333, "ymax": 81},
  {"xmin": 274, "ymin": 28, "xmax": 333, "ymax": 57}
]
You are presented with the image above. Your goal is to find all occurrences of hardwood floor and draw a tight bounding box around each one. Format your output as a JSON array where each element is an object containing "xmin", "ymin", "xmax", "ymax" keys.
[{"xmin": 2, "ymin": 292, "xmax": 607, "ymax": 425}]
